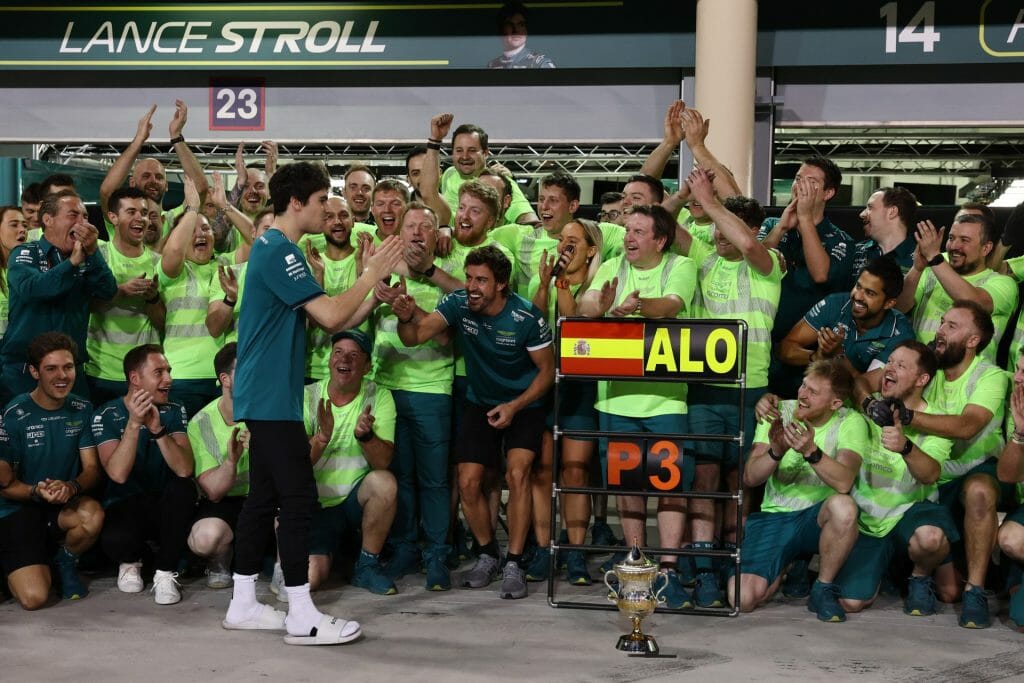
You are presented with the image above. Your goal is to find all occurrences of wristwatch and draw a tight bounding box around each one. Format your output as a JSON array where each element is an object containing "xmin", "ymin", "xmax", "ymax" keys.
[
  {"xmin": 926, "ymin": 253, "xmax": 945, "ymax": 268},
  {"xmin": 900, "ymin": 438, "xmax": 914, "ymax": 456},
  {"xmin": 803, "ymin": 447, "xmax": 824, "ymax": 465}
]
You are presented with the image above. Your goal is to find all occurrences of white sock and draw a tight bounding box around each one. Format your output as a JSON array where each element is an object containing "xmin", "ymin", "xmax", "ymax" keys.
[
  {"xmin": 284, "ymin": 583, "xmax": 323, "ymax": 636},
  {"xmin": 225, "ymin": 573, "xmax": 260, "ymax": 623}
]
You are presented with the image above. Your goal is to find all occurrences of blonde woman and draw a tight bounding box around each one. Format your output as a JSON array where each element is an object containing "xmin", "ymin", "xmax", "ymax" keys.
[{"xmin": 527, "ymin": 218, "xmax": 603, "ymax": 585}]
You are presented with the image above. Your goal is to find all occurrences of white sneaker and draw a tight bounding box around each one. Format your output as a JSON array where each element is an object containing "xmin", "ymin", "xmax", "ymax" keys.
[
  {"xmin": 117, "ymin": 562, "xmax": 144, "ymax": 593},
  {"xmin": 152, "ymin": 569, "xmax": 182, "ymax": 605},
  {"xmin": 206, "ymin": 553, "xmax": 232, "ymax": 589},
  {"xmin": 269, "ymin": 563, "xmax": 288, "ymax": 603}
]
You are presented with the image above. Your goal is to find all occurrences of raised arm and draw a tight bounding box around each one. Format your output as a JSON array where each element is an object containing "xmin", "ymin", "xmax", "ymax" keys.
[
  {"xmin": 160, "ymin": 177, "xmax": 201, "ymax": 280},
  {"xmin": 100, "ymin": 105, "xmax": 156, "ymax": 213},
  {"xmin": 915, "ymin": 220, "xmax": 994, "ymax": 312},
  {"xmin": 687, "ymin": 168, "xmax": 772, "ymax": 273},
  {"xmin": 421, "ymin": 114, "xmax": 454, "ymax": 226},
  {"xmin": 681, "ymin": 108, "xmax": 742, "ymax": 199},
  {"xmin": 169, "ymin": 100, "xmax": 209, "ymax": 203}
]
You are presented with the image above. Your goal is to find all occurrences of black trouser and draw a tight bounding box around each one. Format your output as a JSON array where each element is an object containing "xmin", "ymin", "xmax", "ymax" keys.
[
  {"xmin": 101, "ymin": 477, "xmax": 198, "ymax": 572},
  {"xmin": 233, "ymin": 420, "xmax": 318, "ymax": 586}
]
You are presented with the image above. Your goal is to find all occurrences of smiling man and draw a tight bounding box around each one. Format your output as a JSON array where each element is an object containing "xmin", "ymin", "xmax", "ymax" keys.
[
  {"xmin": 85, "ymin": 187, "xmax": 164, "ymax": 406},
  {"xmin": 393, "ymin": 245, "xmax": 553, "ymax": 600},
  {"xmin": 850, "ymin": 187, "xmax": 917, "ymax": 288},
  {"xmin": 896, "ymin": 213, "xmax": 1017, "ymax": 365},
  {"xmin": 92, "ymin": 344, "xmax": 196, "ymax": 606},
  {"xmin": 0, "ymin": 190, "xmax": 116, "ymax": 406}
]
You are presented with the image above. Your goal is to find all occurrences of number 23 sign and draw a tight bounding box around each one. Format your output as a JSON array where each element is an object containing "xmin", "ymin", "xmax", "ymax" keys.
[
  {"xmin": 607, "ymin": 438, "xmax": 690, "ymax": 493},
  {"xmin": 209, "ymin": 81, "xmax": 265, "ymax": 131}
]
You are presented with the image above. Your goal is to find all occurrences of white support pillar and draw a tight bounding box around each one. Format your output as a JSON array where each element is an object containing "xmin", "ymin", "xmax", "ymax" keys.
[{"xmin": 695, "ymin": 0, "xmax": 758, "ymax": 195}]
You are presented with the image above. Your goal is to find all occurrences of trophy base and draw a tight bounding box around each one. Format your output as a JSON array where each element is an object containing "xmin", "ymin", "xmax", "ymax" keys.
[{"xmin": 616, "ymin": 633, "xmax": 660, "ymax": 656}]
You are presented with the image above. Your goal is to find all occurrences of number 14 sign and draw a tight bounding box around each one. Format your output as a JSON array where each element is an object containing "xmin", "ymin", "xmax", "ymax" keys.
[{"xmin": 209, "ymin": 80, "xmax": 265, "ymax": 131}]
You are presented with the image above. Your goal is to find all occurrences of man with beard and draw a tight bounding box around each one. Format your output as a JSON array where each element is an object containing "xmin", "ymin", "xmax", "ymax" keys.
[
  {"xmin": 896, "ymin": 213, "xmax": 1016, "ymax": 365},
  {"xmin": 0, "ymin": 333, "xmax": 104, "ymax": 607},
  {"xmin": 850, "ymin": 187, "xmax": 918, "ymax": 288},
  {"xmin": 393, "ymin": 245, "xmax": 553, "ymax": 600},
  {"xmin": 733, "ymin": 360, "xmax": 867, "ymax": 621},
  {"xmin": 1, "ymin": 190, "xmax": 116, "ymax": 405},
  {"xmin": 777, "ymin": 257, "xmax": 914, "ymax": 397},
  {"xmin": 207, "ymin": 142, "xmax": 276, "ymax": 255},
  {"xmin": 893, "ymin": 300, "xmax": 1008, "ymax": 627},
  {"xmin": 304, "ymin": 197, "xmax": 360, "ymax": 382},
  {"xmin": 159, "ymin": 179, "xmax": 220, "ymax": 419},
  {"xmin": 836, "ymin": 340, "xmax": 958, "ymax": 618},
  {"xmin": 92, "ymin": 344, "xmax": 196, "ymax": 605},
  {"xmin": 85, "ymin": 187, "xmax": 164, "ymax": 406},
  {"xmin": 99, "ymin": 103, "xmax": 209, "ymax": 240}
]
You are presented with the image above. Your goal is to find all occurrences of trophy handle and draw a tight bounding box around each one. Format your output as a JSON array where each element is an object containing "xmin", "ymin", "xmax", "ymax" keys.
[
  {"xmin": 603, "ymin": 570, "xmax": 619, "ymax": 602},
  {"xmin": 653, "ymin": 571, "xmax": 669, "ymax": 604}
]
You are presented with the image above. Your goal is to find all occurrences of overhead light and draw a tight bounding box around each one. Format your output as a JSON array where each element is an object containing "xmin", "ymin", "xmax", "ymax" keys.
[{"xmin": 991, "ymin": 179, "xmax": 1024, "ymax": 207}]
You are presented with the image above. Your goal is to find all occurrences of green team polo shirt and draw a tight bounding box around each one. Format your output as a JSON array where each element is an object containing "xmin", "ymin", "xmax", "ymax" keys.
[
  {"xmin": 158, "ymin": 258, "xmax": 221, "ymax": 380},
  {"xmin": 188, "ymin": 398, "xmax": 249, "ymax": 498},
  {"xmin": 372, "ymin": 276, "xmax": 453, "ymax": 395},
  {"xmin": 303, "ymin": 379, "xmax": 396, "ymax": 508},
  {"xmin": 85, "ymin": 241, "xmax": 162, "ymax": 381},
  {"xmin": 434, "ymin": 290, "xmax": 552, "ymax": 407},
  {"xmin": 592, "ymin": 252, "xmax": 697, "ymax": 418},
  {"xmin": 90, "ymin": 398, "xmax": 189, "ymax": 507},
  {"xmin": 491, "ymin": 222, "xmax": 624, "ymax": 297},
  {"xmin": 685, "ymin": 239, "xmax": 784, "ymax": 389},
  {"xmin": 440, "ymin": 167, "xmax": 534, "ymax": 225},
  {"xmin": 911, "ymin": 261, "xmax": 1017, "ymax": 365},
  {"xmin": 754, "ymin": 402, "xmax": 869, "ymax": 514},
  {"xmin": 923, "ymin": 356, "xmax": 1007, "ymax": 484},
  {"xmin": 0, "ymin": 393, "xmax": 94, "ymax": 520},
  {"xmin": 234, "ymin": 229, "xmax": 325, "ymax": 422},
  {"xmin": 306, "ymin": 251, "xmax": 359, "ymax": 380},
  {"xmin": 852, "ymin": 402, "xmax": 953, "ymax": 537}
]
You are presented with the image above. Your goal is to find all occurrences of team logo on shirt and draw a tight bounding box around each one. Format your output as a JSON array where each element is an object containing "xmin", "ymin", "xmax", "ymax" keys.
[
  {"xmin": 285, "ymin": 254, "xmax": 297, "ymax": 265},
  {"xmin": 496, "ymin": 330, "xmax": 517, "ymax": 346},
  {"xmin": 511, "ymin": 310, "xmax": 525, "ymax": 323}
]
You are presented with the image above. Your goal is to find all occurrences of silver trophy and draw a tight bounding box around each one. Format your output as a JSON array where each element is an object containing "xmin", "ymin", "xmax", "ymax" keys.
[{"xmin": 604, "ymin": 538, "xmax": 668, "ymax": 655}]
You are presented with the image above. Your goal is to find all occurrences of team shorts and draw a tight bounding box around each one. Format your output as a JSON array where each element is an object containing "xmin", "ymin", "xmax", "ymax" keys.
[
  {"xmin": 454, "ymin": 403, "xmax": 546, "ymax": 469},
  {"xmin": 194, "ymin": 496, "xmax": 246, "ymax": 529},
  {"xmin": 687, "ymin": 385, "xmax": 764, "ymax": 468},
  {"xmin": 0, "ymin": 506, "xmax": 50, "ymax": 574},
  {"xmin": 740, "ymin": 502, "xmax": 824, "ymax": 583},
  {"xmin": 308, "ymin": 478, "xmax": 365, "ymax": 556}
]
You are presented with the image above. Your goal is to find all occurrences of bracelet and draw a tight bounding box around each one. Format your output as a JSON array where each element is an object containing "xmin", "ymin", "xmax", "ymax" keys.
[
  {"xmin": 223, "ymin": 297, "xmax": 237, "ymax": 307},
  {"xmin": 151, "ymin": 426, "xmax": 169, "ymax": 440},
  {"xmin": 427, "ymin": 137, "xmax": 442, "ymax": 144},
  {"xmin": 356, "ymin": 430, "xmax": 374, "ymax": 443},
  {"xmin": 30, "ymin": 484, "xmax": 42, "ymax": 502},
  {"xmin": 926, "ymin": 253, "xmax": 945, "ymax": 268},
  {"xmin": 426, "ymin": 142, "xmax": 442, "ymax": 151},
  {"xmin": 634, "ymin": 298, "xmax": 642, "ymax": 314},
  {"xmin": 145, "ymin": 293, "xmax": 160, "ymax": 305},
  {"xmin": 1012, "ymin": 431, "xmax": 1024, "ymax": 445},
  {"xmin": 767, "ymin": 447, "xmax": 783, "ymax": 462},
  {"xmin": 555, "ymin": 278, "xmax": 570, "ymax": 290},
  {"xmin": 169, "ymin": 135, "xmax": 185, "ymax": 146}
]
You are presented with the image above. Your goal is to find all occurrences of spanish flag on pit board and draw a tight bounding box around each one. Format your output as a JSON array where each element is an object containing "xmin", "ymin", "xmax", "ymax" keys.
[{"xmin": 559, "ymin": 320, "xmax": 644, "ymax": 377}]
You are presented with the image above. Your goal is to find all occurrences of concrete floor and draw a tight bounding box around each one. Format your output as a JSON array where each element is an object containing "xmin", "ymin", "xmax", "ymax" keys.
[{"xmin": 4, "ymin": 557, "xmax": 1024, "ymax": 683}]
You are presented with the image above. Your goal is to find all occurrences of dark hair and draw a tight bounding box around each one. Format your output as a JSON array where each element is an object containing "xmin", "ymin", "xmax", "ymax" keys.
[
  {"xmin": 959, "ymin": 201, "xmax": 996, "ymax": 224},
  {"xmin": 27, "ymin": 332, "xmax": 77, "ymax": 369},
  {"xmin": 860, "ymin": 255, "xmax": 904, "ymax": 299},
  {"xmin": 878, "ymin": 186, "xmax": 918, "ymax": 227},
  {"xmin": 372, "ymin": 178, "xmax": 410, "ymax": 204},
  {"xmin": 805, "ymin": 358, "xmax": 854, "ymax": 404},
  {"xmin": 600, "ymin": 191, "xmax": 624, "ymax": 205},
  {"xmin": 452, "ymin": 123, "xmax": 489, "ymax": 151},
  {"xmin": 464, "ymin": 244, "xmax": 512, "ymax": 288},
  {"xmin": 405, "ymin": 146, "xmax": 427, "ymax": 171},
  {"xmin": 722, "ymin": 195, "xmax": 766, "ymax": 229},
  {"xmin": 269, "ymin": 162, "xmax": 331, "ymax": 215},
  {"xmin": 497, "ymin": 1, "xmax": 529, "ymax": 33},
  {"xmin": 954, "ymin": 212, "xmax": 1000, "ymax": 246},
  {"xmin": 950, "ymin": 298, "xmax": 995, "ymax": 353},
  {"xmin": 540, "ymin": 171, "xmax": 581, "ymax": 203},
  {"xmin": 39, "ymin": 189, "xmax": 81, "ymax": 221},
  {"xmin": 344, "ymin": 163, "xmax": 377, "ymax": 184},
  {"xmin": 459, "ymin": 179, "xmax": 501, "ymax": 222},
  {"xmin": 20, "ymin": 182, "xmax": 44, "ymax": 205},
  {"xmin": 107, "ymin": 186, "xmax": 148, "ymax": 215},
  {"xmin": 40, "ymin": 173, "xmax": 76, "ymax": 194},
  {"xmin": 802, "ymin": 156, "xmax": 842, "ymax": 192},
  {"xmin": 892, "ymin": 339, "xmax": 937, "ymax": 383},
  {"xmin": 478, "ymin": 170, "xmax": 513, "ymax": 201},
  {"xmin": 624, "ymin": 204, "xmax": 676, "ymax": 252},
  {"xmin": 214, "ymin": 342, "xmax": 237, "ymax": 379},
  {"xmin": 123, "ymin": 343, "xmax": 164, "ymax": 382},
  {"xmin": 623, "ymin": 174, "xmax": 665, "ymax": 204}
]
